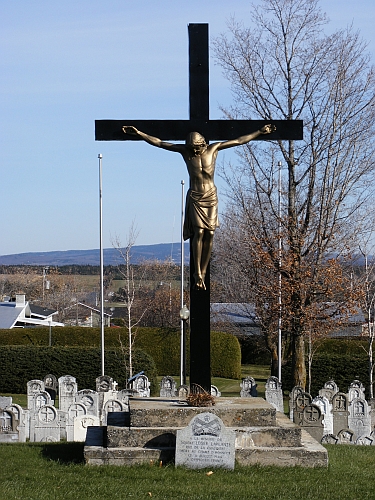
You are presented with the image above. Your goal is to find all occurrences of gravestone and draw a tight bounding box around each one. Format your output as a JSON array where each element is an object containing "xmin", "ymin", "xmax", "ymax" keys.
[
  {"xmin": 289, "ymin": 386, "xmax": 304, "ymax": 422},
  {"xmin": 265, "ymin": 376, "xmax": 284, "ymax": 413},
  {"xmin": 332, "ymin": 392, "xmax": 349, "ymax": 436},
  {"xmin": 0, "ymin": 408, "xmax": 18, "ymax": 442},
  {"xmin": 355, "ymin": 434, "xmax": 374, "ymax": 445},
  {"xmin": 293, "ymin": 391, "xmax": 312, "ymax": 426},
  {"xmin": 74, "ymin": 415, "xmax": 101, "ymax": 442},
  {"xmin": 0, "ymin": 395, "xmax": 12, "ymax": 409},
  {"xmin": 177, "ymin": 385, "xmax": 190, "ymax": 399},
  {"xmin": 160, "ymin": 376, "xmax": 177, "ymax": 398},
  {"xmin": 130, "ymin": 375, "xmax": 150, "ymax": 397},
  {"xmin": 66, "ymin": 403, "xmax": 87, "ymax": 441},
  {"xmin": 321, "ymin": 434, "xmax": 339, "ymax": 445},
  {"xmin": 301, "ymin": 404, "xmax": 324, "ymax": 443},
  {"xmin": 32, "ymin": 391, "xmax": 52, "ymax": 411},
  {"xmin": 75, "ymin": 389, "xmax": 100, "ymax": 417},
  {"xmin": 211, "ymin": 385, "xmax": 221, "ymax": 397},
  {"xmin": 102, "ymin": 399, "xmax": 128, "ymax": 425},
  {"xmin": 58, "ymin": 375, "xmax": 77, "ymax": 412},
  {"xmin": 337, "ymin": 428, "xmax": 355, "ymax": 444},
  {"xmin": 44, "ymin": 374, "xmax": 58, "ymax": 404},
  {"xmin": 96, "ymin": 375, "xmax": 113, "ymax": 392},
  {"xmin": 96, "ymin": 375, "xmax": 118, "ymax": 412},
  {"xmin": 33, "ymin": 405, "xmax": 60, "ymax": 442},
  {"xmin": 7, "ymin": 404, "xmax": 29, "ymax": 442},
  {"xmin": 27, "ymin": 379, "xmax": 44, "ymax": 409},
  {"xmin": 175, "ymin": 412, "xmax": 236, "ymax": 469},
  {"xmin": 348, "ymin": 397, "xmax": 371, "ymax": 439},
  {"xmin": 319, "ymin": 380, "xmax": 339, "ymax": 403},
  {"xmin": 240, "ymin": 377, "xmax": 257, "ymax": 398},
  {"xmin": 348, "ymin": 380, "xmax": 366, "ymax": 402},
  {"xmin": 312, "ymin": 396, "xmax": 333, "ymax": 435}
]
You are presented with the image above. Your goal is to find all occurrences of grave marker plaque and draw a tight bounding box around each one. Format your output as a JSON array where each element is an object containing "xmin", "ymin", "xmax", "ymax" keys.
[{"xmin": 175, "ymin": 412, "xmax": 235, "ymax": 469}]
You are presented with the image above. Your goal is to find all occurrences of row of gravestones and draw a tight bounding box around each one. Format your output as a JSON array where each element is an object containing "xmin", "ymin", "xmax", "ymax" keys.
[
  {"xmin": 289, "ymin": 379, "xmax": 375, "ymax": 445},
  {"xmin": 0, "ymin": 374, "xmax": 138, "ymax": 443},
  {"xmin": 0, "ymin": 372, "xmax": 224, "ymax": 443}
]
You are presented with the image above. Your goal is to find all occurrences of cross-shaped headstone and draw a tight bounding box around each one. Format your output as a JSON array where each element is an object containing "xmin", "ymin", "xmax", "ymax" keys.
[{"xmin": 95, "ymin": 24, "xmax": 303, "ymax": 392}]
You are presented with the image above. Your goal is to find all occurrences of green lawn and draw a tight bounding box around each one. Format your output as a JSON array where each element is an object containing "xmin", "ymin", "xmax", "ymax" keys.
[{"xmin": 1, "ymin": 442, "xmax": 375, "ymax": 499}]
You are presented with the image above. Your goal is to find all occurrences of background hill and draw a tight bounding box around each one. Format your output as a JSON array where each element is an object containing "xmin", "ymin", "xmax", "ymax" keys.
[{"xmin": 0, "ymin": 243, "xmax": 190, "ymax": 266}]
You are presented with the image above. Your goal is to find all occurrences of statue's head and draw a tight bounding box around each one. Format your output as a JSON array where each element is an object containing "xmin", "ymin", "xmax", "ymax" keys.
[{"xmin": 186, "ymin": 132, "xmax": 207, "ymax": 156}]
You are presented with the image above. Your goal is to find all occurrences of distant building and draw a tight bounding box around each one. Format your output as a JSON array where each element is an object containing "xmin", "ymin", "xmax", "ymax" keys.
[
  {"xmin": 210, "ymin": 302, "xmax": 365, "ymax": 338},
  {"xmin": 210, "ymin": 303, "xmax": 261, "ymax": 336},
  {"xmin": 0, "ymin": 294, "xmax": 64, "ymax": 328}
]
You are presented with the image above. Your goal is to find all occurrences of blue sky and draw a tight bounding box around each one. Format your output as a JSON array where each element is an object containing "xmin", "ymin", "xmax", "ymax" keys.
[{"xmin": 1, "ymin": 0, "xmax": 374, "ymax": 256}]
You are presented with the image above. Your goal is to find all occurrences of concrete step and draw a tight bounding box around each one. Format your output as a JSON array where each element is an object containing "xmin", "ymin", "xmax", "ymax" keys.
[
  {"xmin": 235, "ymin": 430, "xmax": 328, "ymax": 468},
  {"xmin": 84, "ymin": 432, "xmax": 327, "ymax": 468},
  {"xmin": 106, "ymin": 425, "xmax": 302, "ymax": 449},
  {"xmin": 128, "ymin": 397, "xmax": 276, "ymax": 428},
  {"xmin": 84, "ymin": 446, "xmax": 175, "ymax": 466}
]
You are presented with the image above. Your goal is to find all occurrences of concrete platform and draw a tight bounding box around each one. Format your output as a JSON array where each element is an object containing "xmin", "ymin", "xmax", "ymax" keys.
[{"xmin": 84, "ymin": 397, "xmax": 328, "ymax": 467}]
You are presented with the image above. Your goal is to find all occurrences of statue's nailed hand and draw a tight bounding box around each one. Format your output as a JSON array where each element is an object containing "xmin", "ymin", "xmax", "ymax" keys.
[
  {"xmin": 122, "ymin": 126, "xmax": 139, "ymax": 135},
  {"xmin": 260, "ymin": 124, "xmax": 276, "ymax": 134}
]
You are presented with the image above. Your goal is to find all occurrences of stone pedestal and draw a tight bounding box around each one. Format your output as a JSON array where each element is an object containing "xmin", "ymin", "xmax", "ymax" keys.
[{"xmin": 84, "ymin": 397, "xmax": 328, "ymax": 468}]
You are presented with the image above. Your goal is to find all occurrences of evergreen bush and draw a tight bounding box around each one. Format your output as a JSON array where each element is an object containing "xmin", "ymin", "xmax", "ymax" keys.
[
  {"xmin": 0, "ymin": 346, "xmax": 157, "ymax": 394},
  {"xmin": 0, "ymin": 326, "xmax": 241, "ymax": 380}
]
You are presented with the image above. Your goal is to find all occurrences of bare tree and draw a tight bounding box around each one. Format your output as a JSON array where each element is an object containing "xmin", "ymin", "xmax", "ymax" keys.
[
  {"xmin": 112, "ymin": 224, "xmax": 144, "ymax": 380},
  {"xmin": 213, "ymin": 0, "xmax": 375, "ymax": 387},
  {"xmin": 353, "ymin": 244, "xmax": 375, "ymax": 399}
]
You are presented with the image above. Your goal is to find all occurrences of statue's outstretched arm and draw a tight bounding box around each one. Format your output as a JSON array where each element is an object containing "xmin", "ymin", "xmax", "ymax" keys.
[
  {"xmin": 122, "ymin": 126, "xmax": 184, "ymax": 153},
  {"xmin": 213, "ymin": 124, "xmax": 276, "ymax": 151}
]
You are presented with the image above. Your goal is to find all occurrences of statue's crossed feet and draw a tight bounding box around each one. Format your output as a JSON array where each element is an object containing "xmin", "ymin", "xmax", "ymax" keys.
[{"xmin": 194, "ymin": 275, "xmax": 206, "ymax": 291}]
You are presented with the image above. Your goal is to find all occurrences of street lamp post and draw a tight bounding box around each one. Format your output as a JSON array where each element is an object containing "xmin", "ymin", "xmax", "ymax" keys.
[
  {"xmin": 278, "ymin": 160, "xmax": 282, "ymax": 382},
  {"xmin": 179, "ymin": 304, "xmax": 190, "ymax": 386},
  {"xmin": 98, "ymin": 153, "xmax": 105, "ymax": 376}
]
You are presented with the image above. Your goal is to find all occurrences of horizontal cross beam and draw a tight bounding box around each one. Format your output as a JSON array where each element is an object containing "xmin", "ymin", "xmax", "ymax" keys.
[{"xmin": 95, "ymin": 119, "xmax": 303, "ymax": 141}]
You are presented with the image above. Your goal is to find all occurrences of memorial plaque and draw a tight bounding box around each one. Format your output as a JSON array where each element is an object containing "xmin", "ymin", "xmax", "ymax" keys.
[{"xmin": 175, "ymin": 412, "xmax": 235, "ymax": 469}]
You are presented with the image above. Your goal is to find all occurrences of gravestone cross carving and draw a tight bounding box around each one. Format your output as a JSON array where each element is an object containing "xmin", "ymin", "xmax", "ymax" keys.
[{"xmin": 95, "ymin": 24, "xmax": 303, "ymax": 391}]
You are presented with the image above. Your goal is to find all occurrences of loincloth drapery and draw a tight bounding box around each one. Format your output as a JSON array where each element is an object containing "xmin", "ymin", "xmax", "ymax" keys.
[{"xmin": 183, "ymin": 186, "xmax": 219, "ymax": 240}]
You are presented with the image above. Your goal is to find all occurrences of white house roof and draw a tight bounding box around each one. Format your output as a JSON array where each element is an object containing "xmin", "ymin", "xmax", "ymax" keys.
[{"xmin": 0, "ymin": 295, "xmax": 64, "ymax": 328}]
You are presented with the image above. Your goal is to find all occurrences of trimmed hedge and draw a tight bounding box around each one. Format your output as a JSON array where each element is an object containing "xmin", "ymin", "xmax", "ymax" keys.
[
  {"xmin": 0, "ymin": 326, "xmax": 241, "ymax": 380},
  {"xmin": 0, "ymin": 346, "xmax": 158, "ymax": 395}
]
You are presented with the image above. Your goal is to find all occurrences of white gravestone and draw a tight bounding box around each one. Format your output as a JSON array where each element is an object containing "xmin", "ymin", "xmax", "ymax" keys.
[
  {"xmin": 211, "ymin": 385, "xmax": 221, "ymax": 397},
  {"xmin": 102, "ymin": 399, "xmax": 127, "ymax": 425},
  {"xmin": 160, "ymin": 376, "xmax": 177, "ymax": 398},
  {"xmin": 175, "ymin": 412, "xmax": 236, "ymax": 470},
  {"xmin": 33, "ymin": 405, "xmax": 60, "ymax": 442},
  {"xmin": 58, "ymin": 375, "xmax": 78, "ymax": 412},
  {"xmin": 348, "ymin": 397, "xmax": 371, "ymax": 439},
  {"xmin": 131, "ymin": 375, "xmax": 150, "ymax": 397},
  {"xmin": 312, "ymin": 396, "xmax": 333, "ymax": 435},
  {"xmin": 265, "ymin": 376, "xmax": 284, "ymax": 413},
  {"xmin": 74, "ymin": 415, "xmax": 100, "ymax": 442},
  {"xmin": 27, "ymin": 380, "xmax": 45, "ymax": 409},
  {"xmin": 348, "ymin": 380, "xmax": 366, "ymax": 403},
  {"xmin": 66, "ymin": 403, "xmax": 87, "ymax": 441},
  {"xmin": 75, "ymin": 389, "xmax": 100, "ymax": 418},
  {"xmin": 289, "ymin": 386, "xmax": 304, "ymax": 422},
  {"xmin": 7, "ymin": 404, "xmax": 29, "ymax": 442},
  {"xmin": 0, "ymin": 409, "xmax": 18, "ymax": 442},
  {"xmin": 0, "ymin": 395, "xmax": 12, "ymax": 409}
]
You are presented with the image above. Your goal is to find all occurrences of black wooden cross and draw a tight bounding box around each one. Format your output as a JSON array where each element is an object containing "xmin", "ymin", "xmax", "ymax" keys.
[{"xmin": 95, "ymin": 24, "xmax": 303, "ymax": 392}]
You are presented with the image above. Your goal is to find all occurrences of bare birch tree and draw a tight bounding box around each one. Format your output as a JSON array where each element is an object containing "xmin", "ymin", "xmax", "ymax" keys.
[
  {"xmin": 112, "ymin": 224, "xmax": 145, "ymax": 380},
  {"xmin": 213, "ymin": 0, "xmax": 375, "ymax": 387}
]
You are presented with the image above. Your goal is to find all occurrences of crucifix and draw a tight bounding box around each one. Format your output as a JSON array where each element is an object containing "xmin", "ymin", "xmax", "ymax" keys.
[{"xmin": 95, "ymin": 24, "xmax": 303, "ymax": 392}]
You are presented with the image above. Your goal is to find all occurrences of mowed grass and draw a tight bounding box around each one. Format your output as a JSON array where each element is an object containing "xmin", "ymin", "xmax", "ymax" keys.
[{"xmin": 2, "ymin": 442, "xmax": 375, "ymax": 500}]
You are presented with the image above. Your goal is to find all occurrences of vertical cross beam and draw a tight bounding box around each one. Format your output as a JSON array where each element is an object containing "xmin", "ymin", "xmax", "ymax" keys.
[{"xmin": 188, "ymin": 24, "xmax": 211, "ymax": 392}]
